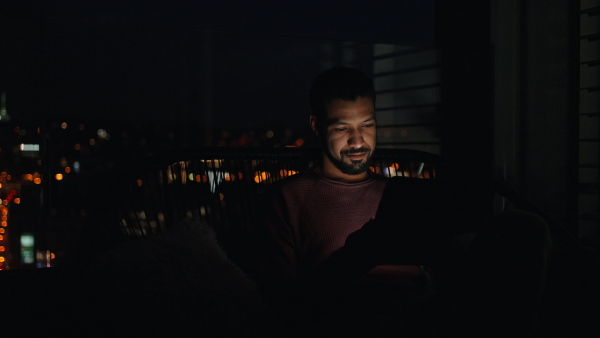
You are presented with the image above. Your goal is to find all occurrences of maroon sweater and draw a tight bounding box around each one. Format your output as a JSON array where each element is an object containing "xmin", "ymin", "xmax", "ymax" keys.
[
  {"xmin": 260, "ymin": 169, "xmax": 435, "ymax": 321},
  {"xmin": 263, "ymin": 170, "xmax": 397, "ymax": 283}
]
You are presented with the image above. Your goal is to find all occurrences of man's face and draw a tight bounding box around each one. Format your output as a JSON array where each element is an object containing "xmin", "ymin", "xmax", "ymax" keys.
[{"xmin": 311, "ymin": 96, "xmax": 376, "ymax": 181}]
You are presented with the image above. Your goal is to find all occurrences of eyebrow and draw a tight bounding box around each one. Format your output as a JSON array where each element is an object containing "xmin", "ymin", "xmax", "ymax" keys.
[{"xmin": 328, "ymin": 116, "xmax": 376, "ymax": 126}]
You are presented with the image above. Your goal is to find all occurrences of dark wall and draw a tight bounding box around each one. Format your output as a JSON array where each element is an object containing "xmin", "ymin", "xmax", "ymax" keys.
[
  {"xmin": 1, "ymin": 0, "xmax": 434, "ymax": 126},
  {"xmin": 436, "ymin": 1, "xmax": 494, "ymax": 176},
  {"xmin": 519, "ymin": 0, "xmax": 579, "ymax": 228}
]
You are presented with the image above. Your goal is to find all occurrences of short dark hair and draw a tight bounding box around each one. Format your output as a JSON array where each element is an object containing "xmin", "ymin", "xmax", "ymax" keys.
[{"xmin": 309, "ymin": 67, "xmax": 375, "ymax": 125}]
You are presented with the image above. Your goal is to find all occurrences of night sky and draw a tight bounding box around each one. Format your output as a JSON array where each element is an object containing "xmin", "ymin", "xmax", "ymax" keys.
[{"xmin": 1, "ymin": 1, "xmax": 434, "ymax": 134}]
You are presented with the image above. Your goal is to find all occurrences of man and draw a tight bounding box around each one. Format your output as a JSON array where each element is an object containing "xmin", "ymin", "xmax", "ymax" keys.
[
  {"xmin": 256, "ymin": 67, "xmax": 551, "ymax": 336},
  {"xmin": 258, "ymin": 67, "xmax": 424, "ymax": 285},
  {"xmin": 255, "ymin": 67, "xmax": 439, "ymax": 335}
]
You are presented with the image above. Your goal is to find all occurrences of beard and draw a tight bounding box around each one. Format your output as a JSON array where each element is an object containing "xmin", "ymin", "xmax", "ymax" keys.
[{"xmin": 324, "ymin": 146, "xmax": 373, "ymax": 175}]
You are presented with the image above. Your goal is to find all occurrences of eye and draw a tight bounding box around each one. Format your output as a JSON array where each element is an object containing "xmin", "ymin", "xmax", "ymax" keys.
[
  {"xmin": 333, "ymin": 127, "xmax": 348, "ymax": 132},
  {"xmin": 362, "ymin": 123, "xmax": 375, "ymax": 128}
]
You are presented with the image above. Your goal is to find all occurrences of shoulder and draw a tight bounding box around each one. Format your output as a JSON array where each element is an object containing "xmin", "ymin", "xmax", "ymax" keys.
[{"xmin": 370, "ymin": 173, "xmax": 390, "ymax": 184}]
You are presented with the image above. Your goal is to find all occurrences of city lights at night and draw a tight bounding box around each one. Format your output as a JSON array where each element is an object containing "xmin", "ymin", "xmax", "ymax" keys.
[
  {"xmin": 0, "ymin": 96, "xmax": 313, "ymax": 268},
  {"xmin": 1, "ymin": 1, "xmax": 598, "ymax": 337}
]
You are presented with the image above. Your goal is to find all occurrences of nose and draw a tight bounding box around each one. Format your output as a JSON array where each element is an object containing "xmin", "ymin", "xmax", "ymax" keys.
[{"xmin": 347, "ymin": 128, "xmax": 365, "ymax": 148}]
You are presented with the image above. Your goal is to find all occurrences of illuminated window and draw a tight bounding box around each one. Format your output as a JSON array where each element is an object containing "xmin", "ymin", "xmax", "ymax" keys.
[
  {"xmin": 254, "ymin": 171, "xmax": 270, "ymax": 183},
  {"xmin": 20, "ymin": 144, "xmax": 40, "ymax": 151},
  {"xmin": 279, "ymin": 169, "xmax": 298, "ymax": 177},
  {"xmin": 21, "ymin": 233, "xmax": 34, "ymax": 264}
]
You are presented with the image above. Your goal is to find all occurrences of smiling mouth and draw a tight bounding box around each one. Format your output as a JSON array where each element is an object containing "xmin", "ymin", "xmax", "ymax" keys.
[
  {"xmin": 342, "ymin": 148, "xmax": 370, "ymax": 161},
  {"xmin": 346, "ymin": 153, "xmax": 366, "ymax": 159},
  {"xmin": 343, "ymin": 147, "xmax": 370, "ymax": 155}
]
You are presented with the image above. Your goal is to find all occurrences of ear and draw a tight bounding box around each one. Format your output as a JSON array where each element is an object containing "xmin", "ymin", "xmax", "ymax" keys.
[{"xmin": 309, "ymin": 115, "xmax": 319, "ymax": 136}]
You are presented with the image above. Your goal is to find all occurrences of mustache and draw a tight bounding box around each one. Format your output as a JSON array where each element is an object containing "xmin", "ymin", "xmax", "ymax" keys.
[{"xmin": 342, "ymin": 147, "xmax": 371, "ymax": 155}]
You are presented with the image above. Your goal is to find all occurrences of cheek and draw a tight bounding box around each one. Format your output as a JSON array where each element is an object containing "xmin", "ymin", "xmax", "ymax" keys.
[
  {"xmin": 327, "ymin": 138, "xmax": 345, "ymax": 154},
  {"xmin": 325, "ymin": 132, "xmax": 344, "ymax": 145}
]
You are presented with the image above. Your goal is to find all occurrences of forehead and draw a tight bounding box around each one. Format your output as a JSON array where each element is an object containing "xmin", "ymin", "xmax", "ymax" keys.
[{"xmin": 325, "ymin": 97, "xmax": 375, "ymax": 122}]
